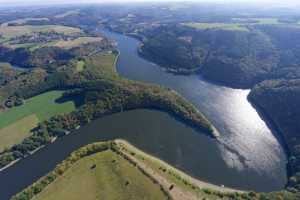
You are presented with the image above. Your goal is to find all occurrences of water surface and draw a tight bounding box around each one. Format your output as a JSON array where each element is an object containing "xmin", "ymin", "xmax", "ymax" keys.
[
  {"xmin": 0, "ymin": 110, "xmax": 222, "ymax": 199},
  {"xmin": 102, "ymin": 29, "xmax": 287, "ymax": 191},
  {"xmin": 0, "ymin": 29, "xmax": 288, "ymax": 200}
]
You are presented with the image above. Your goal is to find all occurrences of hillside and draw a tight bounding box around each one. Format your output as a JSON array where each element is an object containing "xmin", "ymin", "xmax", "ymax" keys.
[
  {"xmin": 140, "ymin": 25, "xmax": 278, "ymax": 88},
  {"xmin": 0, "ymin": 22, "xmax": 217, "ymax": 172},
  {"xmin": 140, "ymin": 24, "xmax": 300, "ymax": 89},
  {"xmin": 32, "ymin": 149, "xmax": 168, "ymax": 200},
  {"xmin": 12, "ymin": 141, "xmax": 299, "ymax": 200},
  {"xmin": 249, "ymin": 79, "xmax": 300, "ymax": 191}
]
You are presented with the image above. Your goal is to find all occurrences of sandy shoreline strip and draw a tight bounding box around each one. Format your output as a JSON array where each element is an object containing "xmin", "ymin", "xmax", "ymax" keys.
[{"xmin": 115, "ymin": 139, "xmax": 243, "ymax": 194}]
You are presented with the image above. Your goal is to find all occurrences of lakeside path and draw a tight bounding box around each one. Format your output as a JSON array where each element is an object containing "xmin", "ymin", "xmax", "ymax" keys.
[{"xmin": 115, "ymin": 139, "xmax": 244, "ymax": 200}]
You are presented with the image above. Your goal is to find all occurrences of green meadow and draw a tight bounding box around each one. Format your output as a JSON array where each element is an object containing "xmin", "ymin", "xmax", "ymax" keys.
[
  {"xmin": 184, "ymin": 22, "xmax": 249, "ymax": 31},
  {"xmin": 34, "ymin": 150, "xmax": 167, "ymax": 200},
  {"xmin": 0, "ymin": 90, "xmax": 76, "ymax": 151},
  {"xmin": 0, "ymin": 90, "xmax": 76, "ymax": 129}
]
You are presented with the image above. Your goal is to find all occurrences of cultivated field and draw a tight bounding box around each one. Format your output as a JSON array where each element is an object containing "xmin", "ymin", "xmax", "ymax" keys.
[
  {"xmin": 85, "ymin": 52, "xmax": 118, "ymax": 77},
  {"xmin": 51, "ymin": 37, "xmax": 103, "ymax": 49},
  {"xmin": 0, "ymin": 17, "xmax": 49, "ymax": 27},
  {"xmin": 232, "ymin": 17, "xmax": 279, "ymax": 25},
  {"xmin": 76, "ymin": 60, "xmax": 85, "ymax": 72},
  {"xmin": 184, "ymin": 22, "xmax": 249, "ymax": 31},
  {"xmin": 54, "ymin": 10, "xmax": 80, "ymax": 18},
  {"xmin": 0, "ymin": 90, "xmax": 76, "ymax": 151},
  {"xmin": 34, "ymin": 150, "xmax": 167, "ymax": 200},
  {"xmin": 0, "ymin": 90, "xmax": 76, "ymax": 129},
  {"xmin": 184, "ymin": 18, "xmax": 300, "ymax": 32},
  {"xmin": 0, "ymin": 115, "xmax": 38, "ymax": 152},
  {"xmin": 0, "ymin": 25, "xmax": 81, "ymax": 39}
]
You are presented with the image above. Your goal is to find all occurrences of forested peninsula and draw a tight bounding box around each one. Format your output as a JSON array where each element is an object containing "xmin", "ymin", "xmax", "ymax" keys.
[{"xmin": 0, "ymin": 27, "xmax": 216, "ymax": 170}]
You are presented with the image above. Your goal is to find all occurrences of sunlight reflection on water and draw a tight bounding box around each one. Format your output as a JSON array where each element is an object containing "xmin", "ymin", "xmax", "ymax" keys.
[{"xmin": 102, "ymin": 29, "xmax": 287, "ymax": 190}]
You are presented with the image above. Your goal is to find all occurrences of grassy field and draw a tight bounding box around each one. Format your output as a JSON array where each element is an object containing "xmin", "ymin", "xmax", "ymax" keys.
[
  {"xmin": 51, "ymin": 37, "xmax": 103, "ymax": 49},
  {"xmin": 116, "ymin": 140, "xmax": 243, "ymax": 200},
  {"xmin": 184, "ymin": 18, "xmax": 290, "ymax": 32},
  {"xmin": 0, "ymin": 90, "xmax": 76, "ymax": 129},
  {"xmin": 184, "ymin": 22, "xmax": 249, "ymax": 31},
  {"xmin": 85, "ymin": 53, "xmax": 118, "ymax": 78},
  {"xmin": 0, "ymin": 25, "xmax": 81, "ymax": 39},
  {"xmin": 55, "ymin": 10, "xmax": 80, "ymax": 18},
  {"xmin": 76, "ymin": 60, "xmax": 85, "ymax": 72},
  {"xmin": 0, "ymin": 115, "xmax": 39, "ymax": 152},
  {"xmin": 0, "ymin": 90, "xmax": 76, "ymax": 151},
  {"xmin": 0, "ymin": 62, "xmax": 13, "ymax": 68},
  {"xmin": 232, "ymin": 17, "xmax": 279, "ymax": 25},
  {"xmin": 1, "ymin": 18, "xmax": 49, "ymax": 27},
  {"xmin": 34, "ymin": 150, "xmax": 167, "ymax": 200}
]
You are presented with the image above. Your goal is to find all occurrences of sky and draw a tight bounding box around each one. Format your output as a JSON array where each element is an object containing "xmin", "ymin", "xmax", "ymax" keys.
[{"xmin": 0, "ymin": 0, "xmax": 299, "ymax": 6}]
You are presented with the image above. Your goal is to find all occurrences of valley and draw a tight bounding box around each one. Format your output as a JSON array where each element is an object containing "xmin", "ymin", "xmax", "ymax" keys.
[{"xmin": 0, "ymin": 2, "xmax": 299, "ymax": 200}]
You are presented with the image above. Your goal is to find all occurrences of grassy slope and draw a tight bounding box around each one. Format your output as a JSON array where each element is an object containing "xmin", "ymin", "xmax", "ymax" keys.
[
  {"xmin": 34, "ymin": 150, "xmax": 167, "ymax": 200},
  {"xmin": 0, "ymin": 115, "xmax": 39, "ymax": 152},
  {"xmin": 52, "ymin": 37, "xmax": 103, "ymax": 49},
  {"xmin": 76, "ymin": 60, "xmax": 85, "ymax": 72},
  {"xmin": 116, "ymin": 140, "xmax": 242, "ymax": 200},
  {"xmin": 54, "ymin": 10, "xmax": 79, "ymax": 18},
  {"xmin": 0, "ymin": 25, "xmax": 81, "ymax": 39},
  {"xmin": 184, "ymin": 22, "xmax": 249, "ymax": 31},
  {"xmin": 0, "ymin": 18, "xmax": 49, "ymax": 27},
  {"xmin": 0, "ymin": 90, "xmax": 76, "ymax": 129},
  {"xmin": 85, "ymin": 53, "xmax": 118, "ymax": 78},
  {"xmin": 0, "ymin": 90, "xmax": 76, "ymax": 152},
  {"xmin": 0, "ymin": 24, "xmax": 82, "ymax": 49},
  {"xmin": 15, "ymin": 141, "xmax": 298, "ymax": 200}
]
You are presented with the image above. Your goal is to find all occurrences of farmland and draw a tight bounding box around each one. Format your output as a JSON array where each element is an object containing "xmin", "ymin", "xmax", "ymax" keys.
[
  {"xmin": 33, "ymin": 149, "xmax": 167, "ymax": 200},
  {"xmin": 51, "ymin": 37, "xmax": 103, "ymax": 49},
  {"xmin": 183, "ymin": 22, "xmax": 249, "ymax": 31},
  {"xmin": 0, "ymin": 24, "xmax": 82, "ymax": 50},
  {"xmin": 232, "ymin": 17, "xmax": 280, "ymax": 25},
  {"xmin": 0, "ymin": 25, "xmax": 81, "ymax": 39},
  {"xmin": 84, "ymin": 53, "xmax": 118, "ymax": 77},
  {"xmin": 0, "ymin": 115, "xmax": 39, "ymax": 152},
  {"xmin": 0, "ymin": 90, "xmax": 76, "ymax": 129},
  {"xmin": 0, "ymin": 18, "xmax": 50, "ymax": 27},
  {"xmin": 0, "ymin": 90, "xmax": 76, "ymax": 151}
]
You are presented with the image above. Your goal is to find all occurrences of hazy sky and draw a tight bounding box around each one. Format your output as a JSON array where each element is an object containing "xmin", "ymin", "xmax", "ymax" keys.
[{"xmin": 0, "ymin": 0, "xmax": 299, "ymax": 6}]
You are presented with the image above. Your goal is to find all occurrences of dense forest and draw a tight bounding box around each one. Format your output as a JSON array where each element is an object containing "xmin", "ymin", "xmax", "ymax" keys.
[
  {"xmin": 249, "ymin": 79, "xmax": 300, "ymax": 192},
  {"xmin": 140, "ymin": 24, "xmax": 300, "ymax": 89}
]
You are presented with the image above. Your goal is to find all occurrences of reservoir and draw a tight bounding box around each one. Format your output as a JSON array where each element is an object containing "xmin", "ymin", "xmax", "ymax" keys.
[
  {"xmin": 102, "ymin": 30, "xmax": 287, "ymax": 191},
  {"xmin": 0, "ymin": 29, "xmax": 287, "ymax": 200}
]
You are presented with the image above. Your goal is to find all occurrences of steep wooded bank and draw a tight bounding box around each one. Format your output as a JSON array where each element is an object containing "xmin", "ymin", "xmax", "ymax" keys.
[
  {"xmin": 139, "ymin": 24, "xmax": 300, "ymax": 89},
  {"xmin": 249, "ymin": 79, "xmax": 300, "ymax": 192},
  {"xmin": 139, "ymin": 24, "xmax": 300, "ymax": 194}
]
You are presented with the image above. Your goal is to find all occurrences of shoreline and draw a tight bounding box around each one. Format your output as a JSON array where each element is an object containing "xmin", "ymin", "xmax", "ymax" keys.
[
  {"xmin": 247, "ymin": 94, "xmax": 292, "ymax": 179},
  {"xmin": 104, "ymin": 29, "xmax": 219, "ymax": 138},
  {"xmin": 115, "ymin": 139, "xmax": 242, "ymax": 193},
  {"xmin": 114, "ymin": 29, "xmax": 291, "ymax": 188},
  {"xmin": 0, "ymin": 158, "xmax": 20, "ymax": 172},
  {"xmin": 12, "ymin": 139, "xmax": 245, "ymax": 200}
]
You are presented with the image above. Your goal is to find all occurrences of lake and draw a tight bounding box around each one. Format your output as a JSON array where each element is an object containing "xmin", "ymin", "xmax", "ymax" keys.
[
  {"xmin": 0, "ymin": 29, "xmax": 288, "ymax": 200},
  {"xmin": 102, "ymin": 30, "xmax": 287, "ymax": 190}
]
